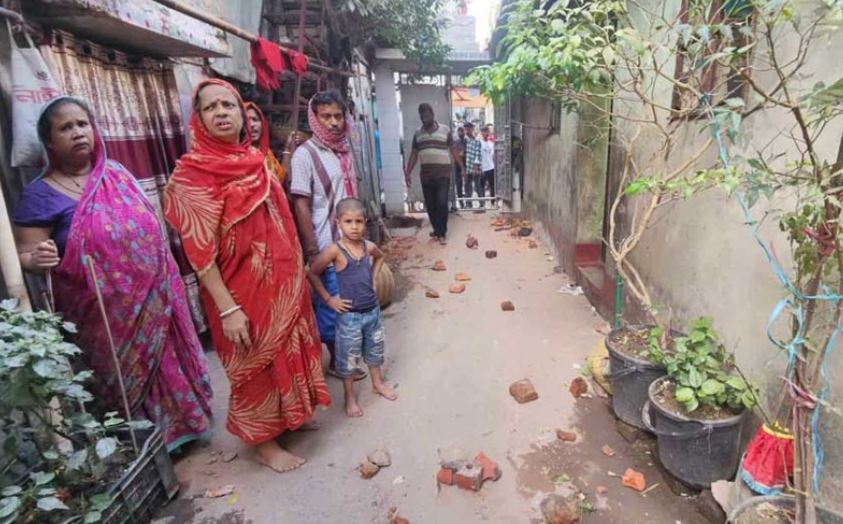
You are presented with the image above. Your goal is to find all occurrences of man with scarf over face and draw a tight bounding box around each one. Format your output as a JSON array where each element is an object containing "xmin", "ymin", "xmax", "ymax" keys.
[{"xmin": 291, "ymin": 90, "xmax": 367, "ymax": 381}]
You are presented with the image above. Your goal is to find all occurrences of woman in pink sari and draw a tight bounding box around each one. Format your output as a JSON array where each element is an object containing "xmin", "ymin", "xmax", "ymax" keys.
[{"xmin": 12, "ymin": 96, "xmax": 213, "ymax": 451}]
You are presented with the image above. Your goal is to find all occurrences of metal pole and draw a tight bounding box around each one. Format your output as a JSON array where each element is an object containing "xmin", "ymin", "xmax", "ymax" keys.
[
  {"xmin": 613, "ymin": 274, "xmax": 623, "ymax": 329},
  {"xmin": 291, "ymin": 0, "xmax": 307, "ymax": 134}
]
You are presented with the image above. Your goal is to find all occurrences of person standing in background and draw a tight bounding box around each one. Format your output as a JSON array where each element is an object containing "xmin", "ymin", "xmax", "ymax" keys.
[
  {"xmin": 453, "ymin": 125, "xmax": 467, "ymax": 210},
  {"xmin": 479, "ymin": 124, "xmax": 496, "ymax": 207},
  {"xmin": 463, "ymin": 122, "xmax": 482, "ymax": 208},
  {"xmin": 404, "ymin": 103, "xmax": 464, "ymax": 243}
]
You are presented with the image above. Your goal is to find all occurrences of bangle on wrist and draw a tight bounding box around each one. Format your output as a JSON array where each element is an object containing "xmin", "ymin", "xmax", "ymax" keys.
[{"xmin": 219, "ymin": 305, "xmax": 242, "ymax": 319}]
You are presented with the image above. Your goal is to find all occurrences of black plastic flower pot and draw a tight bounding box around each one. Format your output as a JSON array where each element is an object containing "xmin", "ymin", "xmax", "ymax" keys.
[
  {"xmin": 728, "ymin": 495, "xmax": 843, "ymax": 523},
  {"xmin": 605, "ymin": 327, "xmax": 667, "ymax": 430},
  {"xmin": 643, "ymin": 376, "xmax": 746, "ymax": 489}
]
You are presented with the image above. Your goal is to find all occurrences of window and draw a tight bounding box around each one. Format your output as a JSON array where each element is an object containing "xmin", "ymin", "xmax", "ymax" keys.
[{"xmin": 670, "ymin": 0, "xmax": 754, "ymax": 118}]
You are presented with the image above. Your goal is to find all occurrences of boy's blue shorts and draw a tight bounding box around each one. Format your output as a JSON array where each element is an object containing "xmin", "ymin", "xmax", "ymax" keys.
[{"xmin": 313, "ymin": 266, "xmax": 338, "ymax": 343}]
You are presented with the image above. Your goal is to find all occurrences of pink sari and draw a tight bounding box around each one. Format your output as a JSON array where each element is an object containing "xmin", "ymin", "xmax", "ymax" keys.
[{"xmin": 50, "ymin": 97, "xmax": 213, "ymax": 451}]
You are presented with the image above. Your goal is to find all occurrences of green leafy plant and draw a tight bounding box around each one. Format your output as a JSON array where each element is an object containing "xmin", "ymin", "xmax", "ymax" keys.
[
  {"xmin": 0, "ymin": 300, "xmax": 148, "ymax": 523},
  {"xmin": 656, "ymin": 318, "xmax": 757, "ymax": 414}
]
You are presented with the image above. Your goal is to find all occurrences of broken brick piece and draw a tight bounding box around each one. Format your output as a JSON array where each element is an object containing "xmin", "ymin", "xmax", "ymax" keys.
[
  {"xmin": 556, "ymin": 430, "xmax": 577, "ymax": 442},
  {"xmin": 602, "ymin": 445, "xmax": 616, "ymax": 457},
  {"xmin": 455, "ymin": 462, "xmax": 483, "ymax": 491},
  {"xmin": 528, "ymin": 239, "xmax": 539, "ymax": 249},
  {"xmin": 501, "ymin": 301, "xmax": 515, "ymax": 311},
  {"xmin": 455, "ymin": 272, "xmax": 472, "ymax": 282},
  {"xmin": 449, "ymin": 283, "xmax": 466, "ymax": 294},
  {"xmin": 485, "ymin": 250, "xmax": 498, "ymax": 259},
  {"xmin": 622, "ymin": 468, "xmax": 646, "ymax": 492},
  {"xmin": 569, "ymin": 377, "xmax": 589, "ymax": 398},
  {"xmin": 359, "ymin": 459, "xmax": 380, "ymax": 479},
  {"xmin": 466, "ymin": 235, "xmax": 479, "ymax": 249},
  {"xmin": 436, "ymin": 467, "xmax": 455, "ymax": 486},
  {"xmin": 596, "ymin": 485, "xmax": 608, "ymax": 495},
  {"xmin": 425, "ymin": 290, "xmax": 440, "ymax": 299},
  {"xmin": 509, "ymin": 379, "xmax": 539, "ymax": 404},
  {"xmin": 473, "ymin": 452, "xmax": 502, "ymax": 483},
  {"xmin": 432, "ymin": 260, "xmax": 447, "ymax": 271},
  {"xmin": 540, "ymin": 494, "xmax": 580, "ymax": 524}
]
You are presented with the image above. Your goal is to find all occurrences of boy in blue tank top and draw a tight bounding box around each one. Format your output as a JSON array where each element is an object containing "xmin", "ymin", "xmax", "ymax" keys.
[{"xmin": 307, "ymin": 198, "xmax": 398, "ymax": 417}]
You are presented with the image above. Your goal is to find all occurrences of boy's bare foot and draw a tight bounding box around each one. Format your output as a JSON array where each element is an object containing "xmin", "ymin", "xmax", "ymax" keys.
[
  {"xmin": 254, "ymin": 441, "xmax": 305, "ymax": 473},
  {"xmin": 373, "ymin": 382, "xmax": 398, "ymax": 401},
  {"xmin": 345, "ymin": 397, "xmax": 364, "ymax": 417}
]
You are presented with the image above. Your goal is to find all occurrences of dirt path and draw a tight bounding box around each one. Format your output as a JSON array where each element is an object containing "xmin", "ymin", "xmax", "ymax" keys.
[{"xmin": 158, "ymin": 213, "xmax": 714, "ymax": 524}]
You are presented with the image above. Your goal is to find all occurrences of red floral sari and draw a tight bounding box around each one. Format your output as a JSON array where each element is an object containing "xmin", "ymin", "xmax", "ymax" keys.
[{"xmin": 163, "ymin": 80, "xmax": 330, "ymax": 445}]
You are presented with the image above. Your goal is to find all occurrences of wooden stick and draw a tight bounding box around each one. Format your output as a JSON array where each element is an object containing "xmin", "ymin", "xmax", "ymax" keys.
[{"xmin": 85, "ymin": 257, "xmax": 139, "ymax": 455}]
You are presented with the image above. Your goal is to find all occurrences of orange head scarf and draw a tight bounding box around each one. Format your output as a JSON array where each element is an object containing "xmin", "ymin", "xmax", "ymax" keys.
[{"xmin": 164, "ymin": 79, "xmax": 271, "ymax": 273}]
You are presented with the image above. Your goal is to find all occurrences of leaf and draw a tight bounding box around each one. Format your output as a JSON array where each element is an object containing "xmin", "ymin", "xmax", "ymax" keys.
[
  {"xmin": 36, "ymin": 496, "xmax": 69, "ymax": 512},
  {"xmin": 701, "ymin": 379, "xmax": 726, "ymax": 396},
  {"xmin": 0, "ymin": 497, "xmax": 21, "ymax": 519},
  {"xmin": 84, "ymin": 511, "xmax": 103, "ymax": 523},
  {"xmin": 624, "ymin": 179, "xmax": 650, "ymax": 195},
  {"xmin": 0, "ymin": 487, "xmax": 21, "ymax": 497},
  {"xmin": 741, "ymin": 391, "xmax": 757, "ymax": 409},
  {"xmin": 66, "ymin": 449, "xmax": 89, "ymax": 471},
  {"xmin": 42, "ymin": 449, "xmax": 59, "ymax": 460},
  {"xmin": 62, "ymin": 321, "xmax": 78, "ymax": 334},
  {"xmin": 96, "ymin": 438, "xmax": 118, "ymax": 459},
  {"xmin": 675, "ymin": 387, "xmax": 695, "ymax": 403},
  {"xmin": 726, "ymin": 377, "xmax": 747, "ymax": 390},
  {"xmin": 89, "ymin": 494, "xmax": 112, "ymax": 510},
  {"xmin": 683, "ymin": 396, "xmax": 700, "ymax": 413},
  {"xmin": 126, "ymin": 420, "xmax": 155, "ymax": 430},
  {"xmin": 30, "ymin": 471, "xmax": 55, "ymax": 486},
  {"xmin": 688, "ymin": 368, "xmax": 703, "ymax": 388}
]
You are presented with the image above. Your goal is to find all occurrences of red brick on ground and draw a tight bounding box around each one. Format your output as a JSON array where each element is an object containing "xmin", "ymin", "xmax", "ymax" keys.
[
  {"xmin": 509, "ymin": 379, "xmax": 539, "ymax": 403},
  {"xmin": 569, "ymin": 377, "xmax": 588, "ymax": 398}
]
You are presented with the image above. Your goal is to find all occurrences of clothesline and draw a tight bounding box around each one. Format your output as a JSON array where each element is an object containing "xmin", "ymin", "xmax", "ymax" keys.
[{"xmin": 150, "ymin": 0, "xmax": 353, "ymax": 78}]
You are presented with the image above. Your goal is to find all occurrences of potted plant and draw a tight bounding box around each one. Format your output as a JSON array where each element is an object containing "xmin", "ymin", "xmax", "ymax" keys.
[
  {"xmin": 0, "ymin": 300, "xmax": 177, "ymax": 523},
  {"xmin": 469, "ymin": 0, "xmax": 737, "ymax": 429},
  {"xmin": 641, "ymin": 317, "xmax": 757, "ymax": 488}
]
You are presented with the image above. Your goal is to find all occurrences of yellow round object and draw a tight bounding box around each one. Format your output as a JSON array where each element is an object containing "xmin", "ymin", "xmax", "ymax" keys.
[{"xmin": 374, "ymin": 262, "xmax": 394, "ymax": 308}]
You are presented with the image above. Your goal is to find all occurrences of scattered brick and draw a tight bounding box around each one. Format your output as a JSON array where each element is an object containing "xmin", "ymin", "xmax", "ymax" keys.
[
  {"xmin": 449, "ymin": 283, "xmax": 466, "ymax": 294},
  {"xmin": 596, "ymin": 485, "xmax": 608, "ymax": 495},
  {"xmin": 501, "ymin": 301, "xmax": 515, "ymax": 311},
  {"xmin": 540, "ymin": 494, "xmax": 580, "ymax": 524},
  {"xmin": 455, "ymin": 272, "xmax": 472, "ymax": 282},
  {"xmin": 432, "ymin": 260, "xmax": 446, "ymax": 271},
  {"xmin": 569, "ymin": 377, "xmax": 589, "ymax": 398},
  {"xmin": 602, "ymin": 445, "xmax": 616, "ymax": 457},
  {"xmin": 455, "ymin": 462, "xmax": 483, "ymax": 491},
  {"xmin": 425, "ymin": 290, "xmax": 440, "ymax": 299},
  {"xmin": 436, "ymin": 467, "xmax": 455, "ymax": 486},
  {"xmin": 359, "ymin": 459, "xmax": 380, "ymax": 479},
  {"xmin": 528, "ymin": 239, "xmax": 539, "ymax": 249},
  {"xmin": 473, "ymin": 452, "xmax": 502, "ymax": 482},
  {"xmin": 466, "ymin": 235, "xmax": 479, "ymax": 249},
  {"xmin": 509, "ymin": 379, "xmax": 539, "ymax": 404},
  {"xmin": 388, "ymin": 507, "xmax": 410, "ymax": 524},
  {"xmin": 368, "ymin": 448, "xmax": 391, "ymax": 467},
  {"xmin": 556, "ymin": 430, "xmax": 577, "ymax": 442},
  {"xmin": 485, "ymin": 250, "xmax": 498, "ymax": 259},
  {"xmin": 622, "ymin": 468, "xmax": 647, "ymax": 492}
]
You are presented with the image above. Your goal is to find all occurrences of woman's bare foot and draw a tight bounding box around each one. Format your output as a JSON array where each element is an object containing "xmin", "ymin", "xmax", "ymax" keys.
[
  {"xmin": 254, "ymin": 440, "xmax": 305, "ymax": 473},
  {"xmin": 345, "ymin": 396, "xmax": 363, "ymax": 417},
  {"xmin": 373, "ymin": 382, "xmax": 398, "ymax": 401}
]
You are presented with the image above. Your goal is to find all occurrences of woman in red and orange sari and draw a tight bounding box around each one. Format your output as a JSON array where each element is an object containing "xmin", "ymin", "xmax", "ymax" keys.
[
  {"xmin": 244, "ymin": 102, "xmax": 288, "ymax": 187},
  {"xmin": 163, "ymin": 79, "xmax": 330, "ymax": 472}
]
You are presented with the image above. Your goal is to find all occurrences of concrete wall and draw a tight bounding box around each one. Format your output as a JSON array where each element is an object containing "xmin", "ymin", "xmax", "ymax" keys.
[
  {"xmin": 521, "ymin": 97, "xmax": 579, "ymax": 274},
  {"xmin": 517, "ymin": 0, "xmax": 843, "ymax": 508},
  {"xmin": 374, "ymin": 64, "xmax": 405, "ymax": 215}
]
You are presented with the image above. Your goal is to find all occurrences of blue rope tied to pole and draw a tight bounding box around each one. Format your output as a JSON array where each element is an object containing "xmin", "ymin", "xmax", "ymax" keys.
[{"xmin": 706, "ymin": 103, "xmax": 840, "ymax": 493}]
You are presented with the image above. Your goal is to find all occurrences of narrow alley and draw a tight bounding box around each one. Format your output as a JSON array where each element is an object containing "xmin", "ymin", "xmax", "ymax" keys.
[{"xmin": 158, "ymin": 214, "xmax": 714, "ymax": 524}]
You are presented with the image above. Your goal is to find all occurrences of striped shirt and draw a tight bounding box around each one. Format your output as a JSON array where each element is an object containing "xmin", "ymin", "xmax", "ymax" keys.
[{"xmin": 412, "ymin": 122, "xmax": 453, "ymax": 182}]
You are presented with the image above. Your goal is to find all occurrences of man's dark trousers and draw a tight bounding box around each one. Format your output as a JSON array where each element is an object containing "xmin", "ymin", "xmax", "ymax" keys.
[{"xmin": 422, "ymin": 177, "xmax": 451, "ymax": 237}]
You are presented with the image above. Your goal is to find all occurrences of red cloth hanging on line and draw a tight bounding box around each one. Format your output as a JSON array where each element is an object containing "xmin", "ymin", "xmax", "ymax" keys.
[
  {"xmin": 250, "ymin": 38, "xmax": 286, "ymax": 91},
  {"xmin": 286, "ymin": 49, "xmax": 309, "ymax": 75}
]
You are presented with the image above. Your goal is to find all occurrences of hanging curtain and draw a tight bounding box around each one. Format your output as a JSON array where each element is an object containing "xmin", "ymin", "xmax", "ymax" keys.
[{"xmin": 40, "ymin": 30, "xmax": 207, "ymax": 333}]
